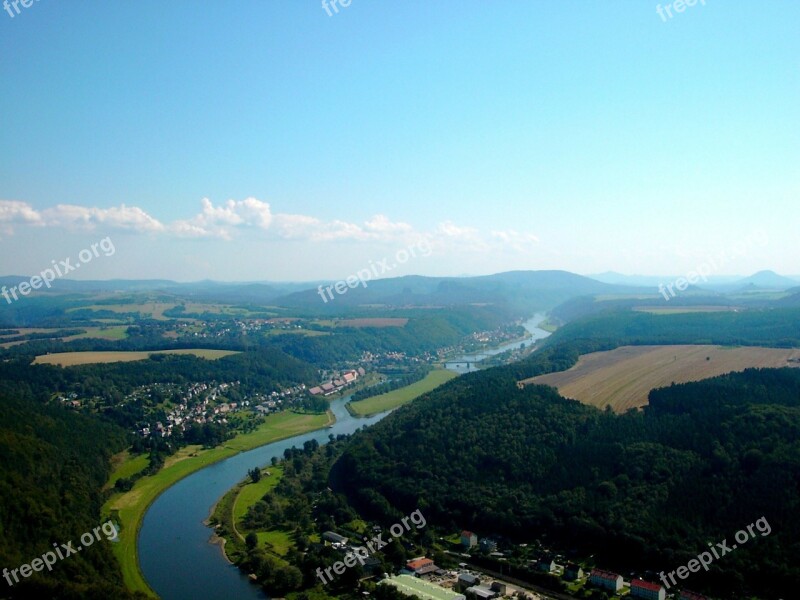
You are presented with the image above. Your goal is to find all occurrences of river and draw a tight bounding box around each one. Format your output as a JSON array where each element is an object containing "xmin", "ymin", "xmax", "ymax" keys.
[
  {"xmin": 138, "ymin": 314, "xmax": 551, "ymax": 599},
  {"xmin": 444, "ymin": 313, "xmax": 551, "ymax": 373}
]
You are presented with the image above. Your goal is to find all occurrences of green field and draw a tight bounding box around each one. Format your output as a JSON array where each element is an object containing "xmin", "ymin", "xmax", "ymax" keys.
[
  {"xmin": 263, "ymin": 328, "xmax": 329, "ymax": 337},
  {"xmin": 213, "ymin": 465, "xmax": 295, "ymax": 561},
  {"xmin": 102, "ymin": 409, "xmax": 332, "ymax": 596},
  {"xmin": 633, "ymin": 305, "xmax": 740, "ymax": 315},
  {"xmin": 257, "ymin": 530, "xmax": 294, "ymax": 556},
  {"xmin": 233, "ymin": 466, "xmax": 284, "ymax": 522},
  {"xmin": 68, "ymin": 302, "xmax": 178, "ymax": 320},
  {"xmin": 104, "ymin": 452, "xmax": 148, "ymax": 490},
  {"xmin": 63, "ymin": 325, "xmax": 130, "ymax": 341},
  {"xmin": 224, "ymin": 410, "xmax": 333, "ymax": 452},
  {"xmin": 538, "ymin": 318, "xmax": 559, "ymax": 332},
  {"xmin": 347, "ymin": 368, "xmax": 458, "ymax": 416}
]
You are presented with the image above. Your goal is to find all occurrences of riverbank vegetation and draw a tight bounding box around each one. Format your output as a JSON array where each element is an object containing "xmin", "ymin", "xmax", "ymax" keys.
[
  {"xmin": 103, "ymin": 408, "xmax": 333, "ymax": 596},
  {"xmin": 346, "ymin": 368, "xmax": 457, "ymax": 416},
  {"xmin": 210, "ymin": 435, "xmax": 434, "ymax": 600}
]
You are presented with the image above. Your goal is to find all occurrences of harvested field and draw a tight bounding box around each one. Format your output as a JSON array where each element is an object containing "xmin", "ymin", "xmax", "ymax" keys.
[
  {"xmin": 522, "ymin": 345, "xmax": 800, "ymax": 412},
  {"xmin": 34, "ymin": 349, "xmax": 239, "ymax": 366}
]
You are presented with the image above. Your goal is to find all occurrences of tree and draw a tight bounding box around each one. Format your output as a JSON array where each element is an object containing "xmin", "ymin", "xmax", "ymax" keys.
[
  {"xmin": 249, "ymin": 467, "xmax": 262, "ymax": 483},
  {"xmin": 246, "ymin": 532, "xmax": 259, "ymax": 550}
]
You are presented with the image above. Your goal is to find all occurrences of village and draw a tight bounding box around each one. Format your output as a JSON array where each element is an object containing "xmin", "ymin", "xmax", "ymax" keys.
[{"xmin": 321, "ymin": 527, "xmax": 709, "ymax": 600}]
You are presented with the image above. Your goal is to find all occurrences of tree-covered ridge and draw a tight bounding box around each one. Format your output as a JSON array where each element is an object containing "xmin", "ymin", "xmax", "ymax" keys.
[
  {"xmin": 488, "ymin": 306, "xmax": 800, "ymax": 384},
  {"xmin": 330, "ymin": 367, "xmax": 800, "ymax": 599},
  {"xmin": 0, "ymin": 379, "xmax": 144, "ymax": 599},
  {"xmin": 544, "ymin": 307, "xmax": 800, "ymax": 348}
]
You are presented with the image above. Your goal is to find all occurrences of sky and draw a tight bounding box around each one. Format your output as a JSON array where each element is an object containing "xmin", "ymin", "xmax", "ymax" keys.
[{"xmin": 1, "ymin": 1, "xmax": 798, "ymax": 282}]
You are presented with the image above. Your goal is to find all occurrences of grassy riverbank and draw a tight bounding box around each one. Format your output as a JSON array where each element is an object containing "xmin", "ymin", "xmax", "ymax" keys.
[
  {"xmin": 102, "ymin": 409, "xmax": 333, "ymax": 597},
  {"xmin": 346, "ymin": 368, "xmax": 457, "ymax": 416},
  {"xmin": 210, "ymin": 465, "xmax": 288, "ymax": 564}
]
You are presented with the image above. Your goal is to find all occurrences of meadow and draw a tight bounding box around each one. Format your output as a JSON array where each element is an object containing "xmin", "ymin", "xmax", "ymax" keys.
[{"xmin": 347, "ymin": 368, "xmax": 458, "ymax": 416}]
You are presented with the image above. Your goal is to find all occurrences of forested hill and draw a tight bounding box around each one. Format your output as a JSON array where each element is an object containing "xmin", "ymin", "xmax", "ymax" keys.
[
  {"xmin": 274, "ymin": 270, "xmax": 635, "ymax": 312},
  {"xmin": 0, "ymin": 371, "xmax": 144, "ymax": 599},
  {"xmin": 330, "ymin": 367, "xmax": 800, "ymax": 598},
  {"xmin": 544, "ymin": 306, "xmax": 800, "ymax": 348}
]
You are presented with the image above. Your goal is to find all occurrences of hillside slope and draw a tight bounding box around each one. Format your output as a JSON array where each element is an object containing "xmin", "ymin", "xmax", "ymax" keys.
[{"xmin": 331, "ymin": 366, "xmax": 800, "ymax": 599}]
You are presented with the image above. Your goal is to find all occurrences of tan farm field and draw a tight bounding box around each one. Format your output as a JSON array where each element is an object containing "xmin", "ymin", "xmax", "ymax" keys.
[
  {"xmin": 522, "ymin": 345, "xmax": 800, "ymax": 412},
  {"xmin": 34, "ymin": 349, "xmax": 239, "ymax": 367}
]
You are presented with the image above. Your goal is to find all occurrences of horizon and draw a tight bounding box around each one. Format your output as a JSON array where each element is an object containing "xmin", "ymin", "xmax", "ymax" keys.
[{"xmin": 1, "ymin": 267, "xmax": 798, "ymax": 287}]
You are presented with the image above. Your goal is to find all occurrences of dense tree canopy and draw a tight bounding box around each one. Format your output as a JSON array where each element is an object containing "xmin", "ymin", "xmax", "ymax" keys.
[
  {"xmin": 0, "ymin": 377, "xmax": 144, "ymax": 599},
  {"xmin": 331, "ymin": 365, "xmax": 800, "ymax": 599}
]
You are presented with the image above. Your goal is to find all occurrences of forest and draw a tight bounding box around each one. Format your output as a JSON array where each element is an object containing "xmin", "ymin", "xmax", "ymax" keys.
[
  {"xmin": 330, "ymin": 363, "xmax": 800, "ymax": 599},
  {"xmin": 544, "ymin": 306, "xmax": 800, "ymax": 349},
  {"xmin": 0, "ymin": 373, "xmax": 145, "ymax": 599}
]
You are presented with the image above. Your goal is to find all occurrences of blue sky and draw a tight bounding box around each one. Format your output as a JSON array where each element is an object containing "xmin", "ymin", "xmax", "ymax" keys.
[{"xmin": 1, "ymin": 1, "xmax": 798, "ymax": 281}]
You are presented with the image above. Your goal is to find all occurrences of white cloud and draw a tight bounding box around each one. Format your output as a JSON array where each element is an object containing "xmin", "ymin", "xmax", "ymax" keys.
[
  {"xmin": 272, "ymin": 212, "xmax": 412, "ymax": 243},
  {"xmin": 169, "ymin": 220, "xmax": 215, "ymax": 239},
  {"xmin": 0, "ymin": 200, "xmax": 42, "ymax": 236},
  {"xmin": 171, "ymin": 197, "xmax": 273, "ymax": 239},
  {"xmin": 0, "ymin": 198, "xmax": 541, "ymax": 261},
  {"xmin": 41, "ymin": 203, "xmax": 165, "ymax": 233},
  {"xmin": 364, "ymin": 214, "xmax": 413, "ymax": 236},
  {"xmin": 272, "ymin": 213, "xmax": 322, "ymax": 239},
  {"xmin": 0, "ymin": 200, "xmax": 42, "ymax": 225},
  {"xmin": 490, "ymin": 229, "xmax": 540, "ymax": 252},
  {"xmin": 433, "ymin": 220, "xmax": 489, "ymax": 252}
]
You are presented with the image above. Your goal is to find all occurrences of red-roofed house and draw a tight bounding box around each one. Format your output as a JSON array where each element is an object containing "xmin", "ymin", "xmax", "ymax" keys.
[
  {"xmin": 631, "ymin": 579, "xmax": 666, "ymax": 600},
  {"xmin": 589, "ymin": 569, "xmax": 623, "ymax": 593},
  {"xmin": 680, "ymin": 591, "xmax": 709, "ymax": 600},
  {"xmin": 309, "ymin": 386, "xmax": 323, "ymax": 396},
  {"xmin": 406, "ymin": 557, "xmax": 438, "ymax": 576}
]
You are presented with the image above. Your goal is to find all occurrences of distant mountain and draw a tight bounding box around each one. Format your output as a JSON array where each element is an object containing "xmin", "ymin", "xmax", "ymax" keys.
[
  {"xmin": 274, "ymin": 270, "xmax": 645, "ymax": 313},
  {"xmin": 0, "ymin": 277, "xmax": 317, "ymax": 303},
  {"xmin": 589, "ymin": 271, "xmax": 671, "ymax": 286},
  {"xmin": 0, "ymin": 271, "xmax": 648, "ymax": 319},
  {"xmin": 733, "ymin": 270, "xmax": 799, "ymax": 290},
  {"xmin": 590, "ymin": 271, "xmax": 743, "ymax": 287},
  {"xmin": 0, "ymin": 276, "xmax": 178, "ymax": 292}
]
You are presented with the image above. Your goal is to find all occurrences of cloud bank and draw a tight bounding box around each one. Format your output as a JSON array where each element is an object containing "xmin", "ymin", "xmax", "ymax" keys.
[{"xmin": 0, "ymin": 197, "xmax": 539, "ymax": 255}]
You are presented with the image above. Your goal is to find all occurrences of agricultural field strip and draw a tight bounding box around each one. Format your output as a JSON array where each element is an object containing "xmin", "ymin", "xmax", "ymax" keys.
[
  {"xmin": 33, "ymin": 349, "xmax": 239, "ymax": 366},
  {"xmin": 525, "ymin": 345, "xmax": 800, "ymax": 412}
]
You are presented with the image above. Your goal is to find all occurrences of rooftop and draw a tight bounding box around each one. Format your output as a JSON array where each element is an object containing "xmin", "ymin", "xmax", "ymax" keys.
[
  {"xmin": 382, "ymin": 575, "xmax": 466, "ymax": 600},
  {"xmin": 631, "ymin": 579, "xmax": 664, "ymax": 592}
]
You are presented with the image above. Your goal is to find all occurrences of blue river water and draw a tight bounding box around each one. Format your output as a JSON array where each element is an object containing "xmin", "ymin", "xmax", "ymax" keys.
[
  {"xmin": 444, "ymin": 313, "xmax": 550, "ymax": 373},
  {"xmin": 139, "ymin": 314, "xmax": 550, "ymax": 599},
  {"xmin": 138, "ymin": 397, "xmax": 391, "ymax": 600}
]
